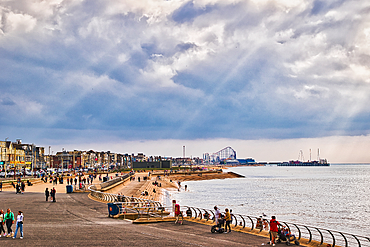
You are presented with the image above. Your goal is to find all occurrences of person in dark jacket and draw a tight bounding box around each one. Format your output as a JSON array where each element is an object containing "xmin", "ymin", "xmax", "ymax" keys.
[
  {"xmin": 21, "ymin": 182, "xmax": 25, "ymax": 194},
  {"xmin": 15, "ymin": 183, "xmax": 21, "ymax": 194},
  {"xmin": 45, "ymin": 188, "xmax": 50, "ymax": 202},
  {"xmin": 51, "ymin": 187, "xmax": 56, "ymax": 202}
]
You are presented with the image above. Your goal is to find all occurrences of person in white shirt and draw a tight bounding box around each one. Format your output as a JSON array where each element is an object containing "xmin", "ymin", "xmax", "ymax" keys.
[
  {"xmin": 214, "ymin": 206, "xmax": 221, "ymax": 225},
  {"xmin": 13, "ymin": 211, "xmax": 23, "ymax": 239},
  {"xmin": 0, "ymin": 209, "xmax": 5, "ymax": 237}
]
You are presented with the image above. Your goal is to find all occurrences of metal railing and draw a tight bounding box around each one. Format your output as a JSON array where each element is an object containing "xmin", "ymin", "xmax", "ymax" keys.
[
  {"xmin": 89, "ymin": 186, "xmax": 161, "ymax": 207},
  {"xmin": 107, "ymin": 202, "xmax": 171, "ymax": 220},
  {"xmin": 88, "ymin": 175, "xmax": 369, "ymax": 246},
  {"xmin": 100, "ymin": 171, "xmax": 134, "ymax": 190},
  {"xmin": 88, "ymin": 172, "xmax": 162, "ymax": 209},
  {"xmin": 182, "ymin": 206, "xmax": 370, "ymax": 247}
]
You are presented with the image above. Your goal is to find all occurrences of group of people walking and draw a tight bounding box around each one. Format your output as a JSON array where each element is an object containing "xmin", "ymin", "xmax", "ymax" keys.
[{"xmin": 0, "ymin": 208, "xmax": 24, "ymax": 239}]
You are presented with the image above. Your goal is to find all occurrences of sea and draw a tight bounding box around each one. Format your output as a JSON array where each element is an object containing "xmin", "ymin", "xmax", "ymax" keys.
[{"xmin": 167, "ymin": 164, "xmax": 370, "ymax": 237}]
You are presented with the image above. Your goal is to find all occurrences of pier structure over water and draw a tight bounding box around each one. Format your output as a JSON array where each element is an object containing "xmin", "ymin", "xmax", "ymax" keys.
[{"xmin": 203, "ymin": 146, "xmax": 237, "ymax": 164}]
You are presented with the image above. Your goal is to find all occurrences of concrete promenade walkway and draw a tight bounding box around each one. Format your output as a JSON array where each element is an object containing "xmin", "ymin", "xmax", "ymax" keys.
[
  {"xmin": 0, "ymin": 191, "xmax": 268, "ymax": 246},
  {"xmin": 1, "ymin": 172, "xmax": 119, "ymax": 194}
]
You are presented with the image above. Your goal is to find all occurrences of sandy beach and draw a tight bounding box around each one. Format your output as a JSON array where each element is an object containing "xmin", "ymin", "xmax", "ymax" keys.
[{"xmin": 1, "ymin": 170, "xmax": 243, "ymax": 205}]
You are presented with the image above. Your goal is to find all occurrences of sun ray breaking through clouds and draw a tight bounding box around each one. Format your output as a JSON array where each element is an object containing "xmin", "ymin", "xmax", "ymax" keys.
[{"xmin": 1, "ymin": 0, "xmax": 370, "ymax": 162}]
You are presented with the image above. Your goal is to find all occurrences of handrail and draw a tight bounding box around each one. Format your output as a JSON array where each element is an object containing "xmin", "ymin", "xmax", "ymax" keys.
[
  {"xmin": 100, "ymin": 171, "xmax": 133, "ymax": 189},
  {"xmin": 88, "ymin": 171, "xmax": 162, "ymax": 208},
  {"xmin": 89, "ymin": 177, "xmax": 369, "ymax": 246},
  {"xmin": 181, "ymin": 205, "xmax": 370, "ymax": 247}
]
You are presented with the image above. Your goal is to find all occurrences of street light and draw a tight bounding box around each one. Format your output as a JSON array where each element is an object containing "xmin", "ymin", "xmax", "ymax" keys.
[{"xmin": 49, "ymin": 146, "xmax": 51, "ymax": 169}]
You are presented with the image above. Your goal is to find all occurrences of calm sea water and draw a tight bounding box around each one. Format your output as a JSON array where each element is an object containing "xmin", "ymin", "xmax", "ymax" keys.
[{"xmin": 169, "ymin": 164, "xmax": 370, "ymax": 236}]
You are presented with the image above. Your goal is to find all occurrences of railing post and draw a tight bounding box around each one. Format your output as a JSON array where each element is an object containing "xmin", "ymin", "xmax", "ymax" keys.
[
  {"xmin": 240, "ymin": 215, "xmax": 246, "ymax": 228},
  {"xmin": 232, "ymin": 214, "xmax": 237, "ymax": 227},
  {"xmin": 338, "ymin": 232, "xmax": 348, "ymax": 247},
  {"xmin": 210, "ymin": 210, "xmax": 215, "ymax": 223},
  {"xmin": 190, "ymin": 207, "xmax": 197, "ymax": 219},
  {"xmin": 327, "ymin": 229, "xmax": 335, "ymax": 247},
  {"xmin": 246, "ymin": 216, "xmax": 254, "ymax": 230},
  {"xmin": 196, "ymin": 208, "xmax": 202, "ymax": 219},
  {"xmin": 304, "ymin": 226, "xmax": 312, "ymax": 243},
  {"xmin": 352, "ymin": 235, "xmax": 361, "ymax": 247},
  {"xmin": 293, "ymin": 224, "xmax": 301, "ymax": 240},
  {"xmin": 316, "ymin": 228, "xmax": 324, "ymax": 245}
]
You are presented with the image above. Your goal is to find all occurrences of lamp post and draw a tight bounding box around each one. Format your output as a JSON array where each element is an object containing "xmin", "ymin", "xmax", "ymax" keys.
[
  {"xmin": 4, "ymin": 138, "xmax": 8, "ymax": 177},
  {"xmin": 49, "ymin": 146, "xmax": 51, "ymax": 169},
  {"xmin": 31, "ymin": 144, "xmax": 35, "ymax": 177},
  {"xmin": 13, "ymin": 146, "xmax": 16, "ymax": 180}
]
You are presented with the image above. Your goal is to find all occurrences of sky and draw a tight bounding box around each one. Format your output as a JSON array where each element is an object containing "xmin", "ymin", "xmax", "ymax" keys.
[{"xmin": 1, "ymin": 0, "xmax": 370, "ymax": 163}]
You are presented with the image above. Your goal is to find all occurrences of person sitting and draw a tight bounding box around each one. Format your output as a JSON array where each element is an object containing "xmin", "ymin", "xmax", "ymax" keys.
[
  {"xmin": 284, "ymin": 228, "xmax": 297, "ymax": 243},
  {"xmin": 256, "ymin": 217, "xmax": 263, "ymax": 230},
  {"xmin": 186, "ymin": 208, "xmax": 192, "ymax": 217},
  {"xmin": 203, "ymin": 212, "xmax": 209, "ymax": 219}
]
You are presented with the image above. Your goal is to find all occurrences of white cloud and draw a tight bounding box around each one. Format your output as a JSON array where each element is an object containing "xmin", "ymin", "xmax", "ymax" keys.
[
  {"xmin": 1, "ymin": 0, "xmax": 370, "ymax": 160},
  {"xmin": 3, "ymin": 11, "xmax": 37, "ymax": 33}
]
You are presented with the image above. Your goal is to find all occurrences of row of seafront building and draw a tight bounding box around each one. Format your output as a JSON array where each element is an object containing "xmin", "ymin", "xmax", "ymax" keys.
[
  {"xmin": 1, "ymin": 139, "xmax": 255, "ymax": 173},
  {"xmin": 0, "ymin": 139, "xmax": 209, "ymax": 172},
  {"xmin": 0, "ymin": 139, "xmax": 176, "ymax": 172}
]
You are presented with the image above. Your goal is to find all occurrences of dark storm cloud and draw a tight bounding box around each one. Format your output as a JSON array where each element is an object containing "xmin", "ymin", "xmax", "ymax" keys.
[{"xmin": 1, "ymin": 0, "xmax": 370, "ymax": 145}]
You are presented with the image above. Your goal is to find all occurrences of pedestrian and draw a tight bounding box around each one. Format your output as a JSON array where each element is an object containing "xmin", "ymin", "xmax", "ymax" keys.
[
  {"xmin": 3, "ymin": 208, "xmax": 14, "ymax": 237},
  {"xmin": 224, "ymin": 208, "xmax": 231, "ymax": 233},
  {"xmin": 51, "ymin": 187, "xmax": 56, "ymax": 202},
  {"xmin": 269, "ymin": 216, "xmax": 280, "ymax": 246},
  {"xmin": 214, "ymin": 206, "xmax": 221, "ymax": 225},
  {"xmin": 13, "ymin": 211, "xmax": 24, "ymax": 239},
  {"xmin": 67, "ymin": 177, "xmax": 69, "ymax": 185},
  {"xmin": 74, "ymin": 177, "xmax": 77, "ymax": 185},
  {"xmin": 21, "ymin": 181, "xmax": 25, "ymax": 194},
  {"xmin": 16, "ymin": 183, "xmax": 21, "ymax": 194},
  {"xmin": 185, "ymin": 185, "xmax": 187, "ymax": 191},
  {"xmin": 0, "ymin": 209, "xmax": 6, "ymax": 237},
  {"xmin": 45, "ymin": 188, "xmax": 50, "ymax": 202},
  {"xmin": 0, "ymin": 181, "xmax": 2, "ymax": 192}
]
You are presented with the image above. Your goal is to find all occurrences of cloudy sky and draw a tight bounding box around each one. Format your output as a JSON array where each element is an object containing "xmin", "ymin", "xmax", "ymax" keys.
[{"xmin": 1, "ymin": 0, "xmax": 370, "ymax": 162}]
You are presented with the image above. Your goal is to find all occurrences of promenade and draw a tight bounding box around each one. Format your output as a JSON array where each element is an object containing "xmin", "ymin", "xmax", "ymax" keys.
[{"xmin": 0, "ymin": 177, "xmax": 268, "ymax": 246}]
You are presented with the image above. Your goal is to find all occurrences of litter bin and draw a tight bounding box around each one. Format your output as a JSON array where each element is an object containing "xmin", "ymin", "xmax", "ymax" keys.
[
  {"xmin": 66, "ymin": 185, "xmax": 73, "ymax": 193},
  {"xmin": 108, "ymin": 203, "xmax": 119, "ymax": 217}
]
